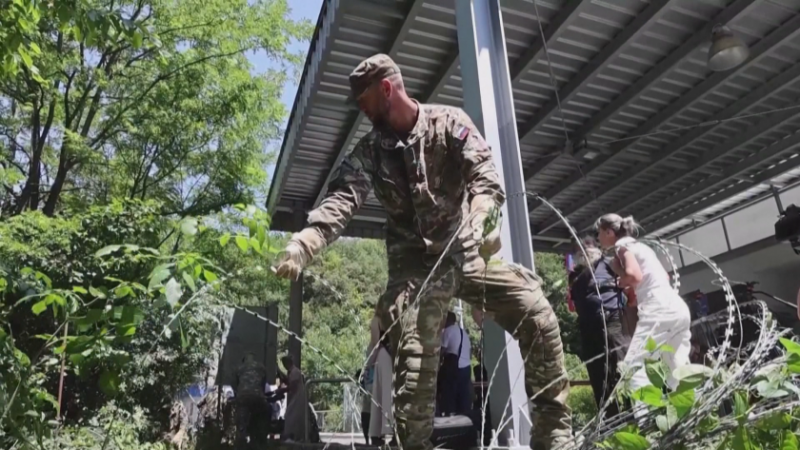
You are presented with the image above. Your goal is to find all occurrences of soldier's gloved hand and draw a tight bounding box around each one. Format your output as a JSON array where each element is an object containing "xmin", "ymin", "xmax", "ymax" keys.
[
  {"xmin": 274, "ymin": 242, "xmax": 311, "ymax": 281},
  {"xmin": 273, "ymin": 228, "xmax": 324, "ymax": 281},
  {"xmin": 469, "ymin": 195, "xmax": 502, "ymax": 259}
]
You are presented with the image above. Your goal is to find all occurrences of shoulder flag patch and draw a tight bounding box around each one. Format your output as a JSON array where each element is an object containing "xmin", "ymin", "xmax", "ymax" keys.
[{"xmin": 454, "ymin": 125, "xmax": 470, "ymax": 140}]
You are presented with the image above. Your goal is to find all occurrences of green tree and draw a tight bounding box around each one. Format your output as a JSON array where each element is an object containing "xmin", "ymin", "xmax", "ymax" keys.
[
  {"xmin": 0, "ymin": 0, "xmax": 311, "ymax": 216},
  {"xmin": 0, "ymin": 0, "xmax": 47, "ymax": 81},
  {"xmin": 536, "ymin": 252, "xmax": 581, "ymax": 355}
]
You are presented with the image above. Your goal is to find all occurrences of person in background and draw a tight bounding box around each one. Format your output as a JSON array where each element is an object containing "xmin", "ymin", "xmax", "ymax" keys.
[
  {"xmin": 469, "ymin": 308, "xmax": 489, "ymax": 386},
  {"xmin": 277, "ymin": 355, "xmax": 310, "ymax": 442},
  {"xmin": 435, "ymin": 314, "xmax": 447, "ymax": 415},
  {"xmin": 264, "ymin": 379, "xmax": 285, "ymax": 440},
  {"xmin": 232, "ymin": 353, "xmax": 268, "ymax": 449},
  {"xmin": 440, "ymin": 311, "xmax": 472, "ymax": 416},
  {"xmin": 369, "ymin": 322, "xmax": 395, "ymax": 446},
  {"xmin": 264, "ymin": 381, "xmax": 282, "ymax": 422},
  {"xmin": 568, "ymin": 236, "xmax": 629, "ymax": 416},
  {"xmin": 468, "ymin": 308, "xmax": 492, "ymax": 448},
  {"xmin": 594, "ymin": 214, "xmax": 692, "ymax": 402},
  {"xmin": 356, "ymin": 369, "xmax": 369, "ymax": 443},
  {"xmin": 277, "ymin": 373, "xmax": 288, "ymax": 420},
  {"xmin": 359, "ymin": 311, "xmax": 381, "ymax": 444}
]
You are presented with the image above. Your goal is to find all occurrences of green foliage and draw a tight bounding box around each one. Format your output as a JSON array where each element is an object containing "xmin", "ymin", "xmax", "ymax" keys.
[
  {"xmin": 565, "ymin": 353, "xmax": 598, "ymax": 429},
  {"xmin": 1, "ymin": 0, "xmax": 312, "ymax": 217},
  {"xmin": 599, "ymin": 428, "xmax": 650, "ymax": 450},
  {"xmin": 535, "ymin": 252, "xmax": 581, "ymax": 355},
  {"xmin": 0, "ymin": 1, "xmax": 363, "ymax": 447},
  {"xmin": 0, "ymin": 200, "xmax": 279, "ymax": 446},
  {"xmin": 599, "ymin": 337, "xmax": 800, "ymax": 449},
  {"xmin": 299, "ymin": 238, "xmax": 388, "ymax": 412},
  {"xmin": 567, "ymin": 385, "xmax": 598, "ymax": 430},
  {"xmin": 41, "ymin": 405, "xmax": 169, "ymax": 450},
  {"xmin": 0, "ymin": 0, "xmax": 47, "ymax": 82},
  {"xmin": 0, "ymin": 316, "xmax": 59, "ymax": 448}
]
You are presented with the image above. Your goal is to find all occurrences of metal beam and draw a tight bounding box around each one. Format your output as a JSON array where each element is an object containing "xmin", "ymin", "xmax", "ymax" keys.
[
  {"xmin": 517, "ymin": 0, "xmax": 673, "ymax": 144},
  {"xmin": 508, "ymin": 0, "xmax": 583, "ymax": 84},
  {"xmin": 420, "ymin": 50, "xmax": 460, "ymax": 103},
  {"xmin": 522, "ymin": 153, "xmax": 560, "ymax": 181},
  {"xmin": 525, "ymin": 0, "xmax": 756, "ymax": 211},
  {"xmin": 636, "ymin": 122, "xmax": 800, "ymax": 226},
  {"xmin": 535, "ymin": 12, "xmax": 800, "ymax": 232},
  {"xmin": 267, "ymin": 0, "xmax": 344, "ymax": 213},
  {"xmin": 529, "ymin": 240, "xmax": 569, "ymax": 255},
  {"xmin": 569, "ymin": 0, "xmax": 755, "ymax": 143},
  {"xmin": 531, "ymin": 229, "xmax": 573, "ymax": 242},
  {"xmin": 572, "ymin": 61, "xmax": 800, "ymax": 232},
  {"xmin": 312, "ymin": 1, "xmax": 457, "ymax": 209},
  {"xmin": 641, "ymin": 133, "xmax": 800, "ymax": 233},
  {"xmin": 456, "ymin": 0, "xmax": 533, "ymax": 444}
]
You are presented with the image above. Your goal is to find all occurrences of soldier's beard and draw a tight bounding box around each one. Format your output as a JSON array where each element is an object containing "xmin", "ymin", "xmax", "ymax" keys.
[{"xmin": 369, "ymin": 98, "xmax": 392, "ymax": 129}]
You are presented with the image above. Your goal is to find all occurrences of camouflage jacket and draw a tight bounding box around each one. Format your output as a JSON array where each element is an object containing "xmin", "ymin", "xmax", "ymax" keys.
[
  {"xmin": 234, "ymin": 359, "xmax": 267, "ymax": 398},
  {"xmin": 306, "ymin": 103, "xmax": 505, "ymax": 256}
]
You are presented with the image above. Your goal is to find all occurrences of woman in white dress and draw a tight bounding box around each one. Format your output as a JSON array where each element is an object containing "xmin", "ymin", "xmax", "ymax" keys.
[{"xmin": 594, "ymin": 214, "xmax": 692, "ymax": 396}]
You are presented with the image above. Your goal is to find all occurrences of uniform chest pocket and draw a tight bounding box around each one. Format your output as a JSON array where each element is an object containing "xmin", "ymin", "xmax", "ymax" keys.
[
  {"xmin": 371, "ymin": 165, "xmax": 405, "ymax": 205},
  {"xmin": 427, "ymin": 144, "xmax": 453, "ymax": 191},
  {"xmin": 432, "ymin": 157, "xmax": 464, "ymax": 195}
]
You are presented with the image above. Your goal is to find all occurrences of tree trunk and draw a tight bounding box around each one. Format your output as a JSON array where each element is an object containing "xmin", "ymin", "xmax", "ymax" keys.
[
  {"xmin": 43, "ymin": 144, "xmax": 72, "ymax": 216},
  {"xmin": 15, "ymin": 100, "xmax": 43, "ymax": 214}
]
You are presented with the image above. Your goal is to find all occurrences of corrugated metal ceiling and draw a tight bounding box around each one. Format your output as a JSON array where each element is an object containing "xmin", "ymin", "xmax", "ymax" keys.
[{"xmin": 268, "ymin": 0, "xmax": 800, "ymax": 252}]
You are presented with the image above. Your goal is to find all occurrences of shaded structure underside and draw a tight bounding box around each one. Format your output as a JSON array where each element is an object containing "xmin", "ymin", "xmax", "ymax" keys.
[{"xmin": 269, "ymin": 0, "xmax": 800, "ymax": 252}]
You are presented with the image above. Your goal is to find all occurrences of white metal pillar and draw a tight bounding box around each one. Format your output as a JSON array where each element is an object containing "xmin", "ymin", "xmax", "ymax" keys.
[{"xmin": 456, "ymin": 0, "xmax": 535, "ymax": 447}]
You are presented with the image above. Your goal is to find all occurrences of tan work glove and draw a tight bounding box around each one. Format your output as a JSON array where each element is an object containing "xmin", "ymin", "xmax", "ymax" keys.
[
  {"xmin": 273, "ymin": 228, "xmax": 325, "ymax": 281},
  {"xmin": 469, "ymin": 195, "xmax": 502, "ymax": 260}
]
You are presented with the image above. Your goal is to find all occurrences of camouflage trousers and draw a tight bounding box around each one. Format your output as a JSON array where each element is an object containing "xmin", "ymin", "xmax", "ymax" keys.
[
  {"xmin": 234, "ymin": 394, "xmax": 269, "ymax": 449},
  {"xmin": 376, "ymin": 248, "xmax": 572, "ymax": 450}
]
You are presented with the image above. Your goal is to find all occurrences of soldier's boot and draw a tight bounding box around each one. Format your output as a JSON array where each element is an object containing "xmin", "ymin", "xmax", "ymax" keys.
[
  {"xmin": 377, "ymin": 269, "xmax": 455, "ymax": 450},
  {"xmin": 458, "ymin": 251, "xmax": 572, "ymax": 450}
]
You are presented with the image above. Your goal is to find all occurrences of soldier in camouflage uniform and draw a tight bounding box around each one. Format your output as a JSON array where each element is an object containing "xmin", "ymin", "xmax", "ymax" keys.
[
  {"xmin": 232, "ymin": 353, "xmax": 268, "ymax": 449},
  {"xmin": 274, "ymin": 53, "xmax": 572, "ymax": 450}
]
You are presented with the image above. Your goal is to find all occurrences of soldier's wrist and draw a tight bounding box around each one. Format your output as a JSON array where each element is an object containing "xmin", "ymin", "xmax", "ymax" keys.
[
  {"xmin": 469, "ymin": 194, "xmax": 496, "ymax": 214},
  {"xmin": 290, "ymin": 227, "xmax": 325, "ymax": 259}
]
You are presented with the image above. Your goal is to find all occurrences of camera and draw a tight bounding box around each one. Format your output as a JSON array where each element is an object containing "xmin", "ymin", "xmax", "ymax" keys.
[{"xmin": 774, "ymin": 203, "xmax": 800, "ymax": 254}]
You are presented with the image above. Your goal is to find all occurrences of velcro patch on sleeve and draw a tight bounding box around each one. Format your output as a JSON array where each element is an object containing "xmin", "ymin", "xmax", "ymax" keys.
[{"xmin": 454, "ymin": 125, "xmax": 470, "ymax": 140}]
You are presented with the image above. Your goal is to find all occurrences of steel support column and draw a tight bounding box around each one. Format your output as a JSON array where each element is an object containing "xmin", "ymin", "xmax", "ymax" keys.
[
  {"xmin": 288, "ymin": 209, "xmax": 305, "ymax": 368},
  {"xmin": 456, "ymin": 0, "xmax": 534, "ymax": 446}
]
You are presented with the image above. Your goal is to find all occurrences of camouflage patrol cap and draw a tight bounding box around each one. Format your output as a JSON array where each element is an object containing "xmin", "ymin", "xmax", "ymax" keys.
[{"xmin": 348, "ymin": 53, "xmax": 401, "ymax": 102}]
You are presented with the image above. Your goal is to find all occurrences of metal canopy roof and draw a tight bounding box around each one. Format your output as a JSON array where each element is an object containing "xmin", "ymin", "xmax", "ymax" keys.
[{"xmin": 268, "ymin": 0, "xmax": 800, "ymax": 251}]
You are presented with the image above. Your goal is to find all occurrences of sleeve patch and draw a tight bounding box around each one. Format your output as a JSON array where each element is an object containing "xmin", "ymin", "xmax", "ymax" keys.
[{"xmin": 454, "ymin": 125, "xmax": 470, "ymax": 140}]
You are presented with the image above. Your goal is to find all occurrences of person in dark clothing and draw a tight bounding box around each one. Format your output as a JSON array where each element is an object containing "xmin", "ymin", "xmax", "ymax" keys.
[
  {"xmin": 356, "ymin": 369, "xmax": 370, "ymax": 444},
  {"xmin": 569, "ymin": 236, "xmax": 630, "ymax": 417},
  {"xmin": 232, "ymin": 353, "xmax": 269, "ymax": 449},
  {"xmin": 439, "ymin": 311, "xmax": 472, "ymax": 416},
  {"xmin": 472, "ymin": 349, "xmax": 492, "ymax": 447}
]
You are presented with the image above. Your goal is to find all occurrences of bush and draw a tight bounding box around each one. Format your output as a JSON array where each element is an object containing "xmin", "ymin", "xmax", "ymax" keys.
[
  {"xmin": 567, "ymin": 386, "xmax": 598, "ymax": 430},
  {"xmin": 0, "ymin": 201, "xmax": 222, "ymax": 445},
  {"xmin": 41, "ymin": 405, "xmax": 170, "ymax": 450}
]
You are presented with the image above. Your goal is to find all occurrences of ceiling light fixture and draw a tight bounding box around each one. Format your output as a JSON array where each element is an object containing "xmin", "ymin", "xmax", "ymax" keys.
[{"xmin": 708, "ymin": 24, "xmax": 749, "ymax": 71}]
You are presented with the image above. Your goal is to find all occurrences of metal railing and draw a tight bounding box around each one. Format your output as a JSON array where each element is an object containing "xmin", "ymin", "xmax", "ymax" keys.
[{"xmin": 304, "ymin": 377, "xmax": 351, "ymax": 443}]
